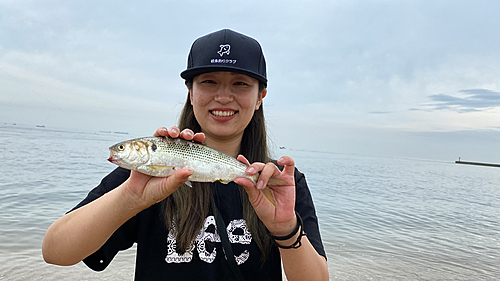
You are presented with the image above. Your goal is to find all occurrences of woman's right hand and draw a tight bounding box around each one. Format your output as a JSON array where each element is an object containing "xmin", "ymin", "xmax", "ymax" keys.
[
  {"xmin": 123, "ymin": 126, "xmax": 206, "ymax": 209},
  {"xmin": 43, "ymin": 126, "xmax": 205, "ymax": 266}
]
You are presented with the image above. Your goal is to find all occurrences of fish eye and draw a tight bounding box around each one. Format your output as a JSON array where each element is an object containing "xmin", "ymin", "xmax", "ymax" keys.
[{"xmin": 118, "ymin": 145, "xmax": 125, "ymax": 151}]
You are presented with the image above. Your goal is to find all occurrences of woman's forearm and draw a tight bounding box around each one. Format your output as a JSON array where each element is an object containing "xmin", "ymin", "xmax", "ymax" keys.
[
  {"xmin": 42, "ymin": 183, "xmax": 144, "ymax": 266},
  {"xmin": 42, "ymin": 168, "xmax": 191, "ymax": 266},
  {"xmin": 280, "ymin": 235, "xmax": 329, "ymax": 281}
]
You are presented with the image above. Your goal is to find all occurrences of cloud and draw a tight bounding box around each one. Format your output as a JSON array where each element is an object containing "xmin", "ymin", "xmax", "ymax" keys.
[{"xmin": 427, "ymin": 89, "xmax": 500, "ymax": 112}]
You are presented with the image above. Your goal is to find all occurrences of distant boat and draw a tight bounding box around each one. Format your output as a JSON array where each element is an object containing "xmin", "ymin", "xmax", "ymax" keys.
[
  {"xmin": 100, "ymin": 130, "xmax": 111, "ymax": 133},
  {"xmin": 36, "ymin": 125, "xmax": 45, "ymax": 128},
  {"xmin": 114, "ymin": 131, "xmax": 129, "ymax": 135},
  {"xmin": 279, "ymin": 146, "xmax": 286, "ymax": 149}
]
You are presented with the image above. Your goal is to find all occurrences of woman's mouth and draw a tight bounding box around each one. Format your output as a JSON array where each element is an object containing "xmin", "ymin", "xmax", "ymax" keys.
[{"xmin": 210, "ymin": 110, "xmax": 237, "ymax": 117}]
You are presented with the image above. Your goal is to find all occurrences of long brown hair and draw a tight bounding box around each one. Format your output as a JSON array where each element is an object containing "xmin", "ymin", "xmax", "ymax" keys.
[{"xmin": 162, "ymin": 80, "xmax": 273, "ymax": 259}]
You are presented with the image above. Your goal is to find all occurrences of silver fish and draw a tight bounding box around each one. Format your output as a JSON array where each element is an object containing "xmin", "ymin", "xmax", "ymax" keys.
[{"xmin": 107, "ymin": 136, "xmax": 285, "ymax": 205}]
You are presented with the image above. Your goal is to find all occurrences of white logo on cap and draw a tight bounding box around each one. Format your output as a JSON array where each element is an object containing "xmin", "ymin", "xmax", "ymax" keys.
[{"xmin": 217, "ymin": 44, "xmax": 231, "ymax": 57}]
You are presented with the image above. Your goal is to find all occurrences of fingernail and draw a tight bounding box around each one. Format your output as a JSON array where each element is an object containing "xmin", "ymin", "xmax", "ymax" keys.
[
  {"xmin": 247, "ymin": 167, "xmax": 256, "ymax": 174},
  {"xmin": 257, "ymin": 180, "xmax": 264, "ymax": 190},
  {"xmin": 278, "ymin": 157, "xmax": 284, "ymax": 163},
  {"xmin": 185, "ymin": 131, "xmax": 193, "ymax": 137}
]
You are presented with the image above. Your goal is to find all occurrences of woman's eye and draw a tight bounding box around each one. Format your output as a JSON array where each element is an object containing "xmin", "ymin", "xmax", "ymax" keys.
[
  {"xmin": 234, "ymin": 82, "xmax": 249, "ymax": 86},
  {"xmin": 201, "ymin": 80, "xmax": 216, "ymax": 84}
]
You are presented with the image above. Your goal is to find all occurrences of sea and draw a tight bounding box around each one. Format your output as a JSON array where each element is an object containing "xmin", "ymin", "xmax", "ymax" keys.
[{"xmin": 1, "ymin": 124, "xmax": 499, "ymax": 280}]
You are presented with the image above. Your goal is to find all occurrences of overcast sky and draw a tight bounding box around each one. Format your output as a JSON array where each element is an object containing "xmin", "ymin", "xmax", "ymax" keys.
[{"xmin": 1, "ymin": 0, "xmax": 499, "ymax": 162}]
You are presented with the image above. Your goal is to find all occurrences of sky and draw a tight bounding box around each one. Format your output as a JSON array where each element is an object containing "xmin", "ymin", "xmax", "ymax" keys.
[{"xmin": 1, "ymin": 0, "xmax": 499, "ymax": 162}]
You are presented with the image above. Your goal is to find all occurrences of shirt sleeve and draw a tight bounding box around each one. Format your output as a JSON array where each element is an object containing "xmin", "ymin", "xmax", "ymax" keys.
[
  {"xmin": 294, "ymin": 168, "xmax": 327, "ymax": 260},
  {"xmin": 68, "ymin": 167, "xmax": 138, "ymax": 271}
]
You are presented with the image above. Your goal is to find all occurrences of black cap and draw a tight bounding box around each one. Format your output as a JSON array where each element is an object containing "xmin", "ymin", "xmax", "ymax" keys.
[{"xmin": 180, "ymin": 29, "xmax": 267, "ymax": 86}]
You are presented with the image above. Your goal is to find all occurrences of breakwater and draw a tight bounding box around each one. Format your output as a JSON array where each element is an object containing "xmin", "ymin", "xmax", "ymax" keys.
[{"xmin": 455, "ymin": 160, "xmax": 500, "ymax": 168}]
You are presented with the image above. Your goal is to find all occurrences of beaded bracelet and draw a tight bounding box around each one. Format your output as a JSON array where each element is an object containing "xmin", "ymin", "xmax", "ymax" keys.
[{"xmin": 265, "ymin": 211, "xmax": 307, "ymax": 249}]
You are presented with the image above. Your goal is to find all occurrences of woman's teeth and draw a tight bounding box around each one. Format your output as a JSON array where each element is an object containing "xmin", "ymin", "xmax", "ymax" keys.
[{"xmin": 211, "ymin": 110, "xmax": 236, "ymax": 117}]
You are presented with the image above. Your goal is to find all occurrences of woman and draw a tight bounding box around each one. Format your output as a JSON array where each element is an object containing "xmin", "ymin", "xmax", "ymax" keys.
[{"xmin": 43, "ymin": 29, "xmax": 328, "ymax": 280}]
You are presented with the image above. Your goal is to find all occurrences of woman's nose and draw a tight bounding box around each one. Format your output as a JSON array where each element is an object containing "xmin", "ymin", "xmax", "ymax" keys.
[{"xmin": 214, "ymin": 88, "xmax": 233, "ymax": 104}]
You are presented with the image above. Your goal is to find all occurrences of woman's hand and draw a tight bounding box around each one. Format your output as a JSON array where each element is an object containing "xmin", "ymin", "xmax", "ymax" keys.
[
  {"xmin": 234, "ymin": 156, "xmax": 297, "ymax": 237},
  {"xmin": 235, "ymin": 156, "xmax": 329, "ymax": 280},
  {"xmin": 123, "ymin": 126, "xmax": 206, "ymax": 209},
  {"xmin": 153, "ymin": 126, "xmax": 206, "ymax": 143}
]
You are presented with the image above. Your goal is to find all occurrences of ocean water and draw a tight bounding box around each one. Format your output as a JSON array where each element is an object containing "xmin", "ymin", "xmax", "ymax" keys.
[{"xmin": 1, "ymin": 124, "xmax": 499, "ymax": 280}]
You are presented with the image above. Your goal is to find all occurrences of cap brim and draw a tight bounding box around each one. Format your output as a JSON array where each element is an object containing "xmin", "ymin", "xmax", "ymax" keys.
[{"xmin": 180, "ymin": 66, "xmax": 267, "ymax": 86}]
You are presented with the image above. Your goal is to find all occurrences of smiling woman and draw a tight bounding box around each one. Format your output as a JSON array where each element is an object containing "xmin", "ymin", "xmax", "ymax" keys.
[{"xmin": 42, "ymin": 29, "xmax": 328, "ymax": 281}]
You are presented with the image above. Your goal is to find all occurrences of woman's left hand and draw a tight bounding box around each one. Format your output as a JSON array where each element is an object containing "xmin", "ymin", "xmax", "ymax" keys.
[{"xmin": 234, "ymin": 156, "xmax": 297, "ymax": 237}]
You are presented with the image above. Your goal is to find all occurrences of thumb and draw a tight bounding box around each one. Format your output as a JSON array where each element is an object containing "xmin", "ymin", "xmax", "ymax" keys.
[
  {"xmin": 235, "ymin": 178, "xmax": 268, "ymax": 207},
  {"xmin": 165, "ymin": 168, "xmax": 193, "ymax": 188},
  {"xmin": 153, "ymin": 169, "xmax": 193, "ymax": 201},
  {"xmin": 277, "ymin": 156, "xmax": 295, "ymax": 176}
]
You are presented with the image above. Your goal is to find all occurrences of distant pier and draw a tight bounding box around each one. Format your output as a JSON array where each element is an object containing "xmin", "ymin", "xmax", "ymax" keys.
[{"xmin": 455, "ymin": 159, "xmax": 500, "ymax": 168}]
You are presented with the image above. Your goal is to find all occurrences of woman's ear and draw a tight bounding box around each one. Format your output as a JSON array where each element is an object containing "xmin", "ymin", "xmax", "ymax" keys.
[
  {"xmin": 261, "ymin": 88, "xmax": 267, "ymax": 99},
  {"xmin": 255, "ymin": 89, "xmax": 267, "ymax": 110}
]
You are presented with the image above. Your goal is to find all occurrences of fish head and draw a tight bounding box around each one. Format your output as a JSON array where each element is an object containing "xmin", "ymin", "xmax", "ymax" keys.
[{"xmin": 108, "ymin": 140, "xmax": 150, "ymax": 170}]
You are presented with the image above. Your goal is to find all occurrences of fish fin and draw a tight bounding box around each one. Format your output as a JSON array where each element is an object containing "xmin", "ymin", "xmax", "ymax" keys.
[
  {"xmin": 217, "ymin": 179, "xmax": 231, "ymax": 184},
  {"xmin": 260, "ymin": 187, "xmax": 276, "ymax": 206},
  {"xmin": 185, "ymin": 180, "xmax": 193, "ymax": 188},
  {"xmin": 267, "ymin": 177, "xmax": 287, "ymax": 186}
]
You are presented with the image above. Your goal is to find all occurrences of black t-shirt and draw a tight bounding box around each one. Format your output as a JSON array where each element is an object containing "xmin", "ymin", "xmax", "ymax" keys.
[{"xmin": 71, "ymin": 167, "xmax": 326, "ymax": 280}]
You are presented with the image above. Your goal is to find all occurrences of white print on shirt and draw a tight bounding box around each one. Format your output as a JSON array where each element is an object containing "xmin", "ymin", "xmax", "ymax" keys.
[
  {"xmin": 196, "ymin": 216, "xmax": 220, "ymax": 263},
  {"xmin": 165, "ymin": 215, "xmax": 252, "ymax": 265},
  {"xmin": 227, "ymin": 219, "xmax": 252, "ymax": 245},
  {"xmin": 165, "ymin": 223, "xmax": 196, "ymax": 263},
  {"xmin": 235, "ymin": 250, "xmax": 250, "ymax": 265}
]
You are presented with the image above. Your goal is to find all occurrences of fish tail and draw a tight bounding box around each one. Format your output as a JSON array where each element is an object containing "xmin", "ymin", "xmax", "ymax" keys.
[
  {"xmin": 260, "ymin": 187, "xmax": 276, "ymax": 206},
  {"xmin": 260, "ymin": 177, "xmax": 287, "ymax": 206},
  {"xmin": 267, "ymin": 177, "xmax": 287, "ymax": 186}
]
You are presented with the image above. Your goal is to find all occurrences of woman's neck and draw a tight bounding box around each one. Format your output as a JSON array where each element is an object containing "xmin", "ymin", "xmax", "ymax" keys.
[{"xmin": 204, "ymin": 133, "xmax": 242, "ymax": 158}]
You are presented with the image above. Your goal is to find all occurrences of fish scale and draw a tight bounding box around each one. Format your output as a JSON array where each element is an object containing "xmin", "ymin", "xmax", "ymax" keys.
[{"xmin": 146, "ymin": 137, "xmax": 248, "ymax": 182}]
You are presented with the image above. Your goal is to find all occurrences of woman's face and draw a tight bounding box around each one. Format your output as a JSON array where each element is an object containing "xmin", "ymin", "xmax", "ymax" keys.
[{"xmin": 190, "ymin": 71, "xmax": 266, "ymax": 142}]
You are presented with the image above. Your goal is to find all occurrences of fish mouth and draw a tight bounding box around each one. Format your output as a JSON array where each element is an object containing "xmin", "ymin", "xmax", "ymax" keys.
[
  {"xmin": 107, "ymin": 156, "xmax": 117, "ymax": 163},
  {"xmin": 210, "ymin": 110, "xmax": 237, "ymax": 117}
]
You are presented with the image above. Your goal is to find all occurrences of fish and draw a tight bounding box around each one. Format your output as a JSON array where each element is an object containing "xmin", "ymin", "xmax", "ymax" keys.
[{"xmin": 107, "ymin": 136, "xmax": 286, "ymax": 205}]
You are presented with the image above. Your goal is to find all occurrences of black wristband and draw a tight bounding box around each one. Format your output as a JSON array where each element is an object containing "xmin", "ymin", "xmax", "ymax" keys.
[{"xmin": 265, "ymin": 211, "xmax": 306, "ymax": 249}]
